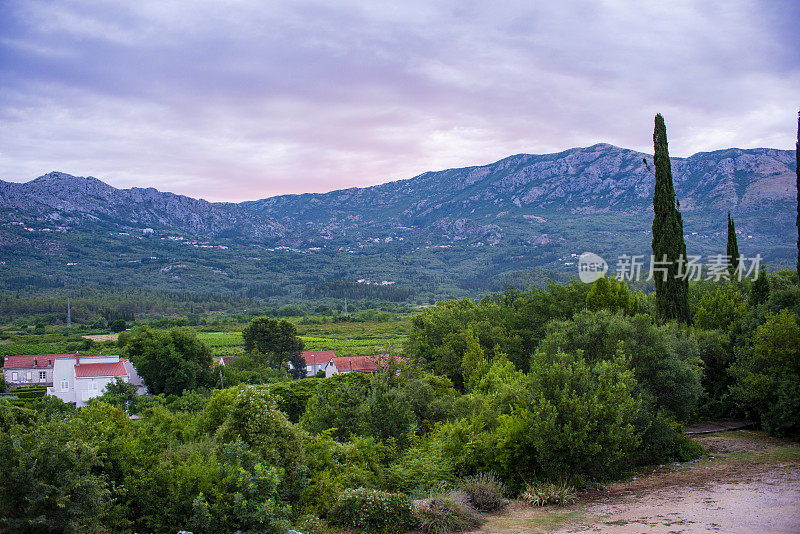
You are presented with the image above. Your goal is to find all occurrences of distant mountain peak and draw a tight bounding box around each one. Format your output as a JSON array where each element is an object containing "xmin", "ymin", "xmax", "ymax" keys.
[{"xmin": 0, "ymin": 143, "xmax": 795, "ymax": 295}]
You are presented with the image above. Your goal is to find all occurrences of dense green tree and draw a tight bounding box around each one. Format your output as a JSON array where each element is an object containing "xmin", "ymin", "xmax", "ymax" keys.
[
  {"xmin": 97, "ymin": 376, "xmax": 141, "ymax": 413},
  {"xmin": 216, "ymin": 386, "xmax": 305, "ymax": 474},
  {"xmin": 731, "ymin": 309, "xmax": 800, "ymax": 437},
  {"xmin": 536, "ymin": 310, "xmax": 702, "ymax": 421},
  {"xmin": 406, "ymin": 283, "xmax": 590, "ymax": 387},
  {"xmin": 405, "ymin": 300, "xmax": 480, "ymax": 390},
  {"xmin": 749, "ymin": 266, "xmax": 770, "ymax": 306},
  {"xmin": 108, "ymin": 318, "xmax": 126, "ymax": 333},
  {"xmin": 360, "ymin": 377, "xmax": 417, "ymax": 449},
  {"xmin": 0, "ymin": 403, "xmax": 36, "ymax": 432},
  {"xmin": 727, "ymin": 212, "xmax": 740, "ymax": 279},
  {"xmin": 460, "ymin": 328, "xmax": 489, "ymax": 392},
  {"xmin": 652, "ymin": 113, "xmax": 690, "ymax": 324},
  {"xmin": 524, "ymin": 348, "xmax": 642, "ymax": 480},
  {"xmin": 215, "ymin": 386, "xmax": 307, "ymax": 503},
  {"xmin": 797, "ymin": 110, "xmax": 799, "ymax": 279},
  {"xmin": 413, "ymin": 348, "xmax": 644, "ymax": 488},
  {"xmin": 242, "ymin": 317, "xmax": 305, "ymax": 376},
  {"xmin": 301, "ymin": 373, "xmax": 372, "ymax": 440},
  {"xmin": 585, "ymin": 276, "xmax": 638, "ymax": 315},
  {"xmin": 243, "ymin": 317, "xmax": 304, "ymax": 355},
  {"xmin": 401, "ymin": 373, "xmax": 459, "ymax": 433},
  {"xmin": 693, "ymin": 282, "xmax": 746, "ymax": 332},
  {"xmin": 694, "ymin": 328, "xmax": 735, "ymax": 418},
  {"xmin": 0, "ymin": 420, "xmax": 109, "ymax": 533},
  {"xmin": 217, "ymin": 351, "xmax": 290, "ymax": 388},
  {"xmin": 123, "ymin": 326, "xmax": 214, "ymax": 395}
]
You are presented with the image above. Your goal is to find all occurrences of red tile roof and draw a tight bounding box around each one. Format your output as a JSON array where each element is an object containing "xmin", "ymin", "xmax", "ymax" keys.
[
  {"xmin": 74, "ymin": 358, "xmax": 128, "ymax": 378},
  {"xmin": 3, "ymin": 353, "xmax": 77, "ymax": 369},
  {"xmin": 300, "ymin": 350, "xmax": 337, "ymax": 365},
  {"xmin": 328, "ymin": 354, "xmax": 407, "ymax": 372}
]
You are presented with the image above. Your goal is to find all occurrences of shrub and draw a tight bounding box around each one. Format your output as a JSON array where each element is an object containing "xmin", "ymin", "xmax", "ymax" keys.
[
  {"xmin": 520, "ymin": 481, "xmax": 577, "ymax": 507},
  {"xmin": 637, "ymin": 410, "xmax": 703, "ymax": 464},
  {"xmin": 457, "ymin": 473, "xmax": 507, "ymax": 512},
  {"xmin": 536, "ymin": 310, "xmax": 702, "ymax": 422},
  {"xmin": 293, "ymin": 514, "xmax": 335, "ymax": 534},
  {"xmin": 327, "ymin": 487, "xmax": 414, "ymax": 534},
  {"xmin": 414, "ymin": 490, "xmax": 482, "ymax": 534},
  {"xmin": 731, "ymin": 309, "xmax": 800, "ymax": 437}
]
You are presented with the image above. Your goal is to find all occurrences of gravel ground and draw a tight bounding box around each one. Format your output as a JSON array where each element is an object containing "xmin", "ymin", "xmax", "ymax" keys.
[{"xmin": 467, "ymin": 431, "xmax": 800, "ymax": 534}]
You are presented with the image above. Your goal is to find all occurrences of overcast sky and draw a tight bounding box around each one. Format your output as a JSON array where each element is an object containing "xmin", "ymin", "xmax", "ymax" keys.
[{"xmin": 1, "ymin": 0, "xmax": 797, "ymax": 202}]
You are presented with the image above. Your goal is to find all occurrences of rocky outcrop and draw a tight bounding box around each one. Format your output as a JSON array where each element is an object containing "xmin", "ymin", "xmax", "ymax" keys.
[{"xmin": 0, "ymin": 172, "xmax": 286, "ymax": 239}]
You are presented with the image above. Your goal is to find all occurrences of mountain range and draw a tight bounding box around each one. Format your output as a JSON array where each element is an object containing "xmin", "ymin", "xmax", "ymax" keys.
[{"xmin": 1, "ymin": 144, "xmax": 796, "ymax": 300}]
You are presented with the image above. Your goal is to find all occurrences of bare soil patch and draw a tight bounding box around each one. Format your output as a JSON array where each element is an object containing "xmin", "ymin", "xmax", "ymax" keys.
[{"xmin": 82, "ymin": 333, "xmax": 119, "ymax": 342}]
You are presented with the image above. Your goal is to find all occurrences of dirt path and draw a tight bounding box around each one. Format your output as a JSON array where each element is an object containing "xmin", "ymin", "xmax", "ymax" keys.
[{"xmin": 469, "ymin": 431, "xmax": 800, "ymax": 534}]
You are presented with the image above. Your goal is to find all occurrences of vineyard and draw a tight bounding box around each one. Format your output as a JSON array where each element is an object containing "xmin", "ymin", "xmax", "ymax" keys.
[
  {"xmin": 0, "ymin": 343, "xmax": 72, "ymax": 357},
  {"xmin": 0, "ymin": 316, "xmax": 413, "ymax": 363},
  {"xmin": 196, "ymin": 331, "xmax": 406, "ymax": 358}
]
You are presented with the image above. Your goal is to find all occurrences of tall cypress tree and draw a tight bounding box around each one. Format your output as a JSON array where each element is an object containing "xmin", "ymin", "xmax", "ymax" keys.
[
  {"xmin": 727, "ymin": 211, "xmax": 740, "ymax": 279},
  {"xmin": 796, "ymin": 110, "xmax": 799, "ymax": 279},
  {"xmin": 652, "ymin": 114, "xmax": 690, "ymax": 324}
]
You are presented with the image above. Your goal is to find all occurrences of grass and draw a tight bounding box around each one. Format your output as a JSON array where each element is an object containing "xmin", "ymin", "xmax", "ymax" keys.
[
  {"xmin": 473, "ymin": 504, "xmax": 587, "ymax": 533},
  {"xmin": 520, "ymin": 481, "xmax": 577, "ymax": 507}
]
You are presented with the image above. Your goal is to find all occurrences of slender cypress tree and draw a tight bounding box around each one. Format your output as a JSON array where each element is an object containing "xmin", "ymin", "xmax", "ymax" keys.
[
  {"xmin": 796, "ymin": 110, "xmax": 799, "ymax": 279},
  {"xmin": 727, "ymin": 211, "xmax": 740, "ymax": 280},
  {"xmin": 652, "ymin": 114, "xmax": 690, "ymax": 324}
]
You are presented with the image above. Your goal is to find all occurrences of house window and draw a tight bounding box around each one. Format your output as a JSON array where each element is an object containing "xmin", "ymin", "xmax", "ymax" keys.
[
  {"xmin": 39, "ymin": 371, "xmax": 47, "ymax": 380},
  {"xmin": 26, "ymin": 371, "xmax": 32, "ymax": 381},
  {"xmin": 11, "ymin": 371, "xmax": 18, "ymax": 382},
  {"xmin": 61, "ymin": 380, "xmax": 69, "ymax": 391},
  {"xmin": 89, "ymin": 381, "xmax": 98, "ymax": 391}
]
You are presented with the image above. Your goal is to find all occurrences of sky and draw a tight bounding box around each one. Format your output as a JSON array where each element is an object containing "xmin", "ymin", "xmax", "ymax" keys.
[{"xmin": 0, "ymin": 0, "xmax": 798, "ymax": 202}]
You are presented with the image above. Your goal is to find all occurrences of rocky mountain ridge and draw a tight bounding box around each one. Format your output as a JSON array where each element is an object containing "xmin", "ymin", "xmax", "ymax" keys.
[
  {"xmin": 0, "ymin": 172, "xmax": 285, "ymax": 239},
  {"xmin": 0, "ymin": 144, "xmax": 795, "ymax": 298},
  {"xmin": 1, "ymin": 144, "xmax": 793, "ymax": 245}
]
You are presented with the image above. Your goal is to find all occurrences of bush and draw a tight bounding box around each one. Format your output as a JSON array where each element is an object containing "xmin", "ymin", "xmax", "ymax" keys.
[
  {"xmin": 293, "ymin": 513, "xmax": 335, "ymax": 534},
  {"xmin": 413, "ymin": 490, "xmax": 482, "ymax": 534},
  {"xmin": 731, "ymin": 309, "xmax": 800, "ymax": 437},
  {"xmin": 520, "ymin": 481, "xmax": 577, "ymax": 507},
  {"xmin": 536, "ymin": 310, "xmax": 702, "ymax": 422},
  {"xmin": 327, "ymin": 487, "xmax": 414, "ymax": 534},
  {"xmin": 637, "ymin": 410, "xmax": 703, "ymax": 464},
  {"xmin": 456, "ymin": 473, "xmax": 507, "ymax": 512}
]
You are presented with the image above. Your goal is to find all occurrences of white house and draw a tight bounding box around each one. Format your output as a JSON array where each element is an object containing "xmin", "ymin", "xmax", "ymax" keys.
[
  {"xmin": 47, "ymin": 354, "xmax": 146, "ymax": 407},
  {"xmin": 3, "ymin": 353, "xmax": 77, "ymax": 386},
  {"xmin": 294, "ymin": 350, "xmax": 337, "ymax": 377}
]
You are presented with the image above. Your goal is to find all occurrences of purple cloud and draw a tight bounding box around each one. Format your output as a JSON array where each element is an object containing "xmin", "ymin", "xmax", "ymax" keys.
[{"xmin": 1, "ymin": 0, "xmax": 798, "ymax": 201}]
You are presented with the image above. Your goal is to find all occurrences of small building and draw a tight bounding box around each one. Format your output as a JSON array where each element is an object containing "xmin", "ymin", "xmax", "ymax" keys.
[
  {"xmin": 46, "ymin": 354, "xmax": 146, "ymax": 407},
  {"xmin": 217, "ymin": 356, "xmax": 239, "ymax": 367},
  {"xmin": 3, "ymin": 353, "xmax": 78, "ymax": 386},
  {"xmin": 324, "ymin": 354, "xmax": 406, "ymax": 378},
  {"xmin": 297, "ymin": 350, "xmax": 337, "ymax": 377}
]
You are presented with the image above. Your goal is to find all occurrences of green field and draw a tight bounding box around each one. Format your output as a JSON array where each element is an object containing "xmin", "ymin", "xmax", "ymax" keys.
[
  {"xmin": 196, "ymin": 332, "xmax": 406, "ymax": 358},
  {"xmin": 0, "ymin": 315, "xmax": 413, "ymax": 361},
  {"xmin": 196, "ymin": 316, "xmax": 411, "ymax": 357},
  {"xmin": 0, "ymin": 342, "xmax": 72, "ymax": 357}
]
